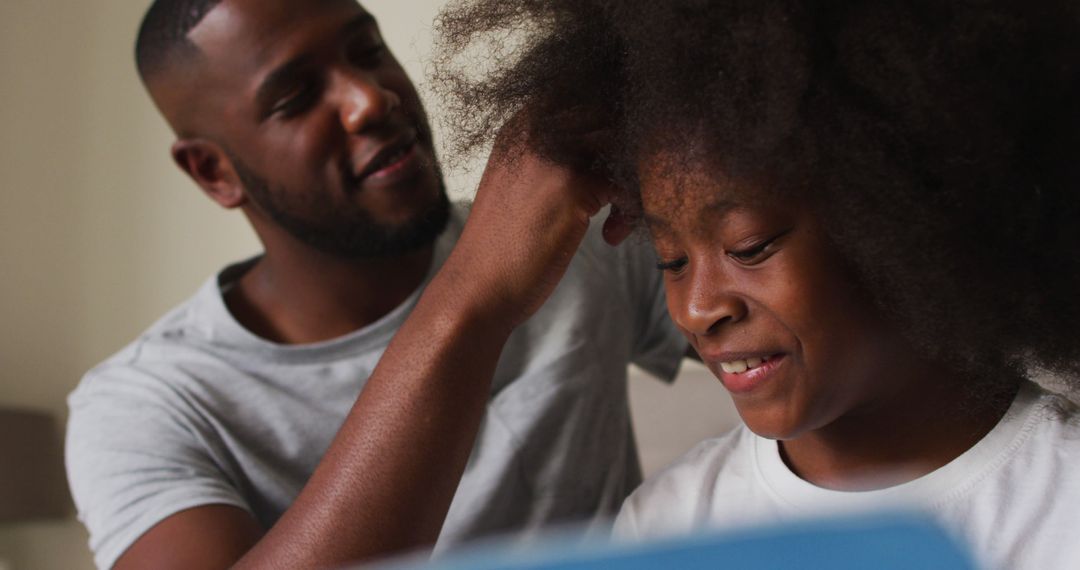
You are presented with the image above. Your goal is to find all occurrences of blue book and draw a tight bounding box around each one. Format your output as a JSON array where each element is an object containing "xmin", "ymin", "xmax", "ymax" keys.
[{"xmin": 380, "ymin": 513, "xmax": 978, "ymax": 570}]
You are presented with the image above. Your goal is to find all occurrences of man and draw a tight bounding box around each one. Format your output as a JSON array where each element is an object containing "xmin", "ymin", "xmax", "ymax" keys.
[{"xmin": 65, "ymin": 0, "xmax": 686, "ymax": 568}]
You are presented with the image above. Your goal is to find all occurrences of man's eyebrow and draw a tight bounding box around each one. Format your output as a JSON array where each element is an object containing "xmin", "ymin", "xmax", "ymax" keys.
[
  {"xmin": 253, "ymin": 13, "xmax": 378, "ymax": 111},
  {"xmin": 340, "ymin": 12, "xmax": 377, "ymax": 37},
  {"xmin": 255, "ymin": 56, "xmax": 314, "ymax": 110}
]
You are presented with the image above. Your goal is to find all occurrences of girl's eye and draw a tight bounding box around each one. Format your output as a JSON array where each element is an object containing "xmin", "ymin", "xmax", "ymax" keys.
[
  {"xmin": 655, "ymin": 257, "xmax": 689, "ymax": 274},
  {"xmin": 726, "ymin": 229, "xmax": 792, "ymax": 265}
]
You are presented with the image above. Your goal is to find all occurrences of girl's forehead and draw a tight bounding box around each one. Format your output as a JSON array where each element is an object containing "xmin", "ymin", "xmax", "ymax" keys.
[{"xmin": 637, "ymin": 156, "xmax": 760, "ymax": 216}]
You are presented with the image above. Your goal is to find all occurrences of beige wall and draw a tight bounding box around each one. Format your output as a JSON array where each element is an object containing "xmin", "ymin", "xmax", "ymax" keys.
[{"xmin": 0, "ymin": 1, "xmax": 733, "ymax": 567}]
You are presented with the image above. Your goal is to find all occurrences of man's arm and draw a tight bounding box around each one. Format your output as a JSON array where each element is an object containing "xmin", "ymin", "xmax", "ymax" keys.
[
  {"xmin": 114, "ymin": 506, "xmax": 263, "ymax": 569},
  {"xmin": 112, "ymin": 145, "xmax": 625, "ymax": 569}
]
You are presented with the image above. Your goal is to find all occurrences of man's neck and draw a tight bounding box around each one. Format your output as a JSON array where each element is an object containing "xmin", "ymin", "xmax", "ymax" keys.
[{"xmin": 225, "ymin": 243, "xmax": 437, "ymax": 345}]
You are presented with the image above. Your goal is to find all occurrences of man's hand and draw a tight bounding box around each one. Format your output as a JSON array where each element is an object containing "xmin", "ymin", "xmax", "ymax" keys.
[
  {"xmin": 439, "ymin": 129, "xmax": 625, "ymax": 331},
  {"xmin": 447, "ymin": 150, "xmax": 617, "ymax": 330}
]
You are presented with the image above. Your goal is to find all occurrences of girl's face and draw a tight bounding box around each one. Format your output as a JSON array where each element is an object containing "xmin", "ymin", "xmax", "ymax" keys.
[{"xmin": 639, "ymin": 161, "xmax": 906, "ymax": 440}]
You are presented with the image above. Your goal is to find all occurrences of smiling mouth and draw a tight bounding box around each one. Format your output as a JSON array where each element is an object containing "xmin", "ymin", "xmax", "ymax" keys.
[
  {"xmin": 719, "ymin": 354, "xmax": 776, "ymax": 374},
  {"xmin": 356, "ymin": 135, "xmax": 417, "ymax": 180}
]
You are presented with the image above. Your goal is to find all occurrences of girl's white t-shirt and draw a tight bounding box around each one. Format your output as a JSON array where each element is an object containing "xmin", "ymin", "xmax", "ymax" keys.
[{"xmin": 615, "ymin": 382, "xmax": 1080, "ymax": 570}]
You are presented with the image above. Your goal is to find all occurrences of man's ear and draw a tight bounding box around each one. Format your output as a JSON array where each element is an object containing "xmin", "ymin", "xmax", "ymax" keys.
[{"xmin": 171, "ymin": 139, "xmax": 247, "ymax": 209}]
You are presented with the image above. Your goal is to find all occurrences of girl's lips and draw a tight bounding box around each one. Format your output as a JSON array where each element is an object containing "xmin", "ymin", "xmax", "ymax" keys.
[{"xmin": 710, "ymin": 353, "xmax": 786, "ymax": 394}]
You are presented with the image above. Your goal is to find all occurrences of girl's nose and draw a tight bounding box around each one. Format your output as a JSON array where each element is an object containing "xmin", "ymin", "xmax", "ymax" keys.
[{"xmin": 671, "ymin": 264, "xmax": 748, "ymax": 338}]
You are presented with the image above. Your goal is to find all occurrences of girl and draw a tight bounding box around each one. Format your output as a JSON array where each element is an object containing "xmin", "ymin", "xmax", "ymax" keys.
[{"xmin": 436, "ymin": 0, "xmax": 1080, "ymax": 568}]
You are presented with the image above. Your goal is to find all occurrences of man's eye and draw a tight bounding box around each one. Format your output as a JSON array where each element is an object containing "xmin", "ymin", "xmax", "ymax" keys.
[
  {"xmin": 272, "ymin": 84, "xmax": 319, "ymax": 117},
  {"xmin": 655, "ymin": 257, "xmax": 689, "ymax": 274}
]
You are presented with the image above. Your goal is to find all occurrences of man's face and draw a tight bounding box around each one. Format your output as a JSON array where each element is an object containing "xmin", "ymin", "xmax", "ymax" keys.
[{"xmin": 188, "ymin": 0, "xmax": 448, "ymax": 258}]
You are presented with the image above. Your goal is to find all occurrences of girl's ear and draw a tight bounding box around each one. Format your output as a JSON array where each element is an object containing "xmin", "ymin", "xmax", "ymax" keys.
[{"xmin": 171, "ymin": 139, "xmax": 247, "ymax": 209}]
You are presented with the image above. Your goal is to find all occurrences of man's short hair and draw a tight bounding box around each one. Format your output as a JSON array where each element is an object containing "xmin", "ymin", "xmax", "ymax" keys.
[{"xmin": 135, "ymin": 0, "xmax": 224, "ymax": 81}]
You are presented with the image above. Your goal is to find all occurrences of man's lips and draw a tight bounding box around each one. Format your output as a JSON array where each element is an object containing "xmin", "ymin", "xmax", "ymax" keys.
[{"xmin": 352, "ymin": 130, "xmax": 419, "ymax": 182}]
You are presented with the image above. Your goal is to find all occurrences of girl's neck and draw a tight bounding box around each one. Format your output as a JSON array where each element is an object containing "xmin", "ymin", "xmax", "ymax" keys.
[{"xmin": 778, "ymin": 370, "xmax": 1019, "ymax": 492}]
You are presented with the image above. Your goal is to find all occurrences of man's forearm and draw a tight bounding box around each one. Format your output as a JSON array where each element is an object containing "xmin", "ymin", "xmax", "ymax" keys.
[{"xmin": 233, "ymin": 142, "xmax": 618, "ymax": 568}]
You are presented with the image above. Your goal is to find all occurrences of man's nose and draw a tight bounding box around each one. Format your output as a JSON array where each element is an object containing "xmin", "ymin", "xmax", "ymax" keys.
[
  {"xmin": 672, "ymin": 266, "xmax": 748, "ymax": 337},
  {"xmin": 337, "ymin": 73, "xmax": 400, "ymax": 134}
]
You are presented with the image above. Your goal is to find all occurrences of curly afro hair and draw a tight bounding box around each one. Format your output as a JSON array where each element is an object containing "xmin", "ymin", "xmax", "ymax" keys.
[{"xmin": 433, "ymin": 0, "xmax": 1080, "ymax": 397}]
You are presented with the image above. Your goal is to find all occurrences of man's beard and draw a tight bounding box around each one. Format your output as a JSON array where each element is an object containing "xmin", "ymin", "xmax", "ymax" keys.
[{"xmin": 231, "ymin": 155, "xmax": 451, "ymax": 260}]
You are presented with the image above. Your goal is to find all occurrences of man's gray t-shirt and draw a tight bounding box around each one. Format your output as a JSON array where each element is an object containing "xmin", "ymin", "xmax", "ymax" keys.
[{"xmin": 66, "ymin": 205, "xmax": 686, "ymax": 569}]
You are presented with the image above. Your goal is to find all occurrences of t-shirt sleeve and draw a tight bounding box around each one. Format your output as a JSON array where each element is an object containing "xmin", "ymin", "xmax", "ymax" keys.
[
  {"xmin": 66, "ymin": 364, "xmax": 251, "ymax": 569},
  {"xmin": 619, "ymin": 235, "xmax": 688, "ymax": 382},
  {"xmin": 611, "ymin": 496, "xmax": 643, "ymax": 540}
]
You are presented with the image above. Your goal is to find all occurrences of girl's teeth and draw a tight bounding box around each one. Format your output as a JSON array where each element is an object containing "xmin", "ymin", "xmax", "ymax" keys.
[{"xmin": 720, "ymin": 356, "xmax": 770, "ymax": 374}]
